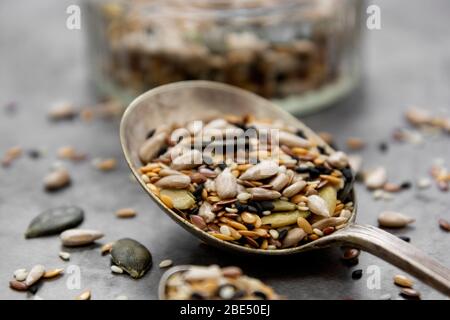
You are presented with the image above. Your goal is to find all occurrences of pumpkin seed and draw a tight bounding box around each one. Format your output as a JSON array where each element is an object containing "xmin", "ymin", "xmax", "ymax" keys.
[
  {"xmin": 261, "ymin": 210, "xmax": 309, "ymax": 228},
  {"xmin": 282, "ymin": 228, "xmax": 306, "ymax": 248},
  {"xmin": 159, "ymin": 259, "xmax": 173, "ymax": 268},
  {"xmin": 159, "ymin": 189, "xmax": 195, "ymax": 210},
  {"xmin": 215, "ymin": 168, "xmax": 238, "ymax": 199},
  {"xmin": 25, "ymin": 265, "xmax": 45, "ymax": 286},
  {"xmin": 59, "ymin": 251, "xmax": 71, "ymax": 261},
  {"xmin": 44, "ymin": 167, "xmax": 71, "ymax": 191},
  {"xmin": 110, "ymin": 238, "xmax": 152, "ymax": 279},
  {"xmin": 60, "ymin": 229, "xmax": 104, "ymax": 246},
  {"xmin": 282, "ymin": 180, "xmax": 306, "ymax": 198},
  {"xmin": 13, "ymin": 269, "xmax": 28, "ymax": 282},
  {"xmin": 394, "ymin": 274, "xmax": 414, "ymax": 288},
  {"xmin": 239, "ymin": 160, "xmax": 279, "ymax": 180},
  {"xmin": 378, "ymin": 211, "xmax": 415, "ymax": 228},
  {"xmin": 307, "ymin": 195, "xmax": 330, "ymax": 217},
  {"xmin": 43, "ymin": 268, "xmax": 64, "ymax": 279},
  {"xmin": 9, "ymin": 280, "xmax": 28, "ymax": 291},
  {"xmin": 25, "ymin": 206, "xmax": 84, "ymax": 238},
  {"xmin": 111, "ymin": 265, "xmax": 124, "ymax": 274},
  {"xmin": 271, "ymin": 200, "xmax": 296, "ymax": 212},
  {"xmin": 115, "ymin": 208, "xmax": 137, "ymax": 218},
  {"xmin": 248, "ymin": 188, "xmax": 281, "ymax": 200},
  {"xmin": 75, "ymin": 290, "xmax": 91, "ymax": 300},
  {"xmin": 155, "ymin": 175, "xmax": 191, "ymax": 189},
  {"xmin": 318, "ymin": 186, "xmax": 337, "ymax": 217}
]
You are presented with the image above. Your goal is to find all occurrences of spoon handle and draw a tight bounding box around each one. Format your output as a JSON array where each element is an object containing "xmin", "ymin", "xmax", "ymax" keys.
[{"xmin": 337, "ymin": 224, "xmax": 450, "ymax": 296}]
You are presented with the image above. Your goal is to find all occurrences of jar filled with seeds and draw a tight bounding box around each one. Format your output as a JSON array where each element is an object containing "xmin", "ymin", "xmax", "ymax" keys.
[{"xmin": 84, "ymin": 0, "xmax": 363, "ymax": 114}]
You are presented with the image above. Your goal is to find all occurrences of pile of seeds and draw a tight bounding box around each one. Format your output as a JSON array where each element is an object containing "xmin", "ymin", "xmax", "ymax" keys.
[
  {"xmin": 165, "ymin": 265, "xmax": 280, "ymax": 300},
  {"xmin": 139, "ymin": 115, "xmax": 355, "ymax": 250}
]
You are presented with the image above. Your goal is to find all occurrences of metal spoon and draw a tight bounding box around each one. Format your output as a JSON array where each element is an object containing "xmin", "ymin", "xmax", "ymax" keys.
[{"xmin": 120, "ymin": 81, "xmax": 450, "ymax": 296}]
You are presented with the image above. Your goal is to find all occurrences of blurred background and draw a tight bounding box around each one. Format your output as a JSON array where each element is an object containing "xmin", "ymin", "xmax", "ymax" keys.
[{"xmin": 0, "ymin": 0, "xmax": 449, "ymax": 300}]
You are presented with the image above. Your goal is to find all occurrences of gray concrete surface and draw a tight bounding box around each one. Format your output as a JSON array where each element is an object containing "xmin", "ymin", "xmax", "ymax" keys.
[{"xmin": 0, "ymin": 0, "xmax": 449, "ymax": 300}]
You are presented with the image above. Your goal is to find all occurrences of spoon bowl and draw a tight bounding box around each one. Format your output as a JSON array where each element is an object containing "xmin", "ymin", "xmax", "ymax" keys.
[{"xmin": 120, "ymin": 81, "xmax": 450, "ymax": 295}]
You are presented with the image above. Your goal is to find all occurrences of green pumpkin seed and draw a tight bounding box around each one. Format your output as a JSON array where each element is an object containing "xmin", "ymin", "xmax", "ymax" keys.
[
  {"xmin": 110, "ymin": 238, "xmax": 152, "ymax": 279},
  {"xmin": 25, "ymin": 206, "xmax": 84, "ymax": 238},
  {"xmin": 159, "ymin": 189, "xmax": 195, "ymax": 210},
  {"xmin": 271, "ymin": 200, "xmax": 297, "ymax": 212},
  {"xmin": 261, "ymin": 210, "xmax": 310, "ymax": 228},
  {"xmin": 318, "ymin": 186, "xmax": 337, "ymax": 216}
]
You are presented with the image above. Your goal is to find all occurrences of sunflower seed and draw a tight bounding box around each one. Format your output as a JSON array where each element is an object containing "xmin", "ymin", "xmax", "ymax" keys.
[
  {"xmin": 312, "ymin": 217, "xmax": 347, "ymax": 230},
  {"xmin": 278, "ymin": 131, "xmax": 310, "ymax": 148},
  {"xmin": 237, "ymin": 192, "xmax": 252, "ymax": 202},
  {"xmin": 318, "ymin": 186, "xmax": 337, "ymax": 216},
  {"xmin": 111, "ymin": 265, "xmax": 124, "ymax": 274},
  {"xmin": 9, "ymin": 280, "xmax": 28, "ymax": 291},
  {"xmin": 75, "ymin": 290, "xmax": 91, "ymax": 300},
  {"xmin": 159, "ymin": 259, "xmax": 173, "ymax": 268},
  {"xmin": 239, "ymin": 160, "xmax": 279, "ymax": 180},
  {"xmin": 43, "ymin": 268, "xmax": 64, "ymax": 279},
  {"xmin": 139, "ymin": 132, "xmax": 167, "ymax": 164},
  {"xmin": 248, "ymin": 188, "xmax": 281, "ymax": 200},
  {"xmin": 25, "ymin": 265, "xmax": 45, "ymax": 286},
  {"xmin": 48, "ymin": 102, "xmax": 77, "ymax": 121},
  {"xmin": 364, "ymin": 167, "xmax": 387, "ymax": 189},
  {"xmin": 378, "ymin": 211, "xmax": 415, "ymax": 228},
  {"xmin": 13, "ymin": 269, "xmax": 28, "ymax": 282},
  {"xmin": 111, "ymin": 238, "xmax": 152, "ymax": 279},
  {"xmin": 282, "ymin": 180, "xmax": 307, "ymax": 198},
  {"xmin": 44, "ymin": 168, "xmax": 71, "ymax": 191},
  {"xmin": 59, "ymin": 251, "xmax": 71, "ymax": 261},
  {"xmin": 159, "ymin": 189, "xmax": 195, "ymax": 210},
  {"xmin": 171, "ymin": 149, "xmax": 203, "ymax": 170},
  {"xmin": 307, "ymin": 195, "xmax": 330, "ymax": 217},
  {"xmin": 282, "ymin": 228, "xmax": 306, "ymax": 248},
  {"xmin": 155, "ymin": 175, "xmax": 191, "ymax": 189},
  {"xmin": 394, "ymin": 274, "xmax": 413, "ymax": 288},
  {"xmin": 270, "ymin": 173, "xmax": 290, "ymax": 191},
  {"xmin": 60, "ymin": 229, "xmax": 104, "ymax": 246},
  {"xmin": 25, "ymin": 206, "xmax": 84, "ymax": 238},
  {"xmin": 215, "ymin": 168, "xmax": 238, "ymax": 199}
]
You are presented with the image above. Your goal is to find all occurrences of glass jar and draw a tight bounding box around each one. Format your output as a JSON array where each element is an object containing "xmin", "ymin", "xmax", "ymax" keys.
[{"xmin": 84, "ymin": 0, "xmax": 362, "ymax": 114}]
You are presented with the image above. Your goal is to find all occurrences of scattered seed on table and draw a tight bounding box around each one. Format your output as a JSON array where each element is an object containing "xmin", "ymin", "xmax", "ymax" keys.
[
  {"xmin": 417, "ymin": 178, "xmax": 431, "ymax": 189},
  {"xmin": 59, "ymin": 251, "xmax": 71, "ymax": 261},
  {"xmin": 378, "ymin": 142, "xmax": 388, "ymax": 153},
  {"xmin": 43, "ymin": 268, "xmax": 64, "ymax": 279},
  {"xmin": 378, "ymin": 211, "xmax": 415, "ymax": 228},
  {"xmin": 25, "ymin": 265, "xmax": 45, "ymax": 286},
  {"xmin": 94, "ymin": 158, "xmax": 117, "ymax": 171},
  {"xmin": 44, "ymin": 167, "xmax": 71, "ymax": 191},
  {"xmin": 111, "ymin": 265, "xmax": 124, "ymax": 274},
  {"xmin": 346, "ymin": 137, "xmax": 365, "ymax": 150},
  {"xmin": 101, "ymin": 242, "xmax": 114, "ymax": 255},
  {"xmin": 159, "ymin": 259, "xmax": 173, "ymax": 268},
  {"xmin": 9, "ymin": 280, "xmax": 28, "ymax": 291},
  {"xmin": 400, "ymin": 288, "xmax": 421, "ymax": 300},
  {"xmin": 60, "ymin": 229, "xmax": 104, "ymax": 247},
  {"xmin": 351, "ymin": 269, "xmax": 363, "ymax": 280},
  {"xmin": 115, "ymin": 208, "xmax": 137, "ymax": 219},
  {"xmin": 13, "ymin": 269, "xmax": 28, "ymax": 282},
  {"xmin": 1, "ymin": 146, "xmax": 22, "ymax": 167},
  {"xmin": 48, "ymin": 102, "xmax": 77, "ymax": 121},
  {"xmin": 110, "ymin": 238, "xmax": 152, "ymax": 279},
  {"xmin": 342, "ymin": 248, "xmax": 360, "ymax": 260},
  {"xmin": 393, "ymin": 274, "xmax": 414, "ymax": 288},
  {"xmin": 439, "ymin": 218, "xmax": 450, "ymax": 232},
  {"xmin": 75, "ymin": 290, "xmax": 91, "ymax": 300}
]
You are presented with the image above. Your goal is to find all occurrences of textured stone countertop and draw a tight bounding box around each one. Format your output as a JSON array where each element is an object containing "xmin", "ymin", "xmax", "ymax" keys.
[{"xmin": 0, "ymin": 0, "xmax": 449, "ymax": 300}]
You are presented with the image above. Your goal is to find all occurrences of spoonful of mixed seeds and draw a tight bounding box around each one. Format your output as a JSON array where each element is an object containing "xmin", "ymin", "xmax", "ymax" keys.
[{"xmin": 120, "ymin": 81, "xmax": 450, "ymax": 296}]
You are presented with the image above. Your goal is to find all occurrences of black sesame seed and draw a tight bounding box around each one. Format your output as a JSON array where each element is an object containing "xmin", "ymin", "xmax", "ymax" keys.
[
  {"xmin": 247, "ymin": 205, "xmax": 258, "ymax": 214},
  {"xmin": 400, "ymin": 182, "xmax": 412, "ymax": 190},
  {"xmin": 253, "ymin": 290, "xmax": 268, "ymax": 300},
  {"xmin": 352, "ymin": 269, "xmax": 363, "ymax": 280},
  {"xmin": 342, "ymin": 168, "xmax": 354, "ymax": 182},
  {"xmin": 28, "ymin": 282, "xmax": 42, "ymax": 294},
  {"xmin": 145, "ymin": 128, "xmax": 156, "ymax": 139},
  {"xmin": 278, "ymin": 229, "xmax": 288, "ymax": 240},
  {"xmin": 378, "ymin": 142, "xmax": 388, "ymax": 153},
  {"xmin": 260, "ymin": 201, "xmax": 275, "ymax": 211},
  {"xmin": 398, "ymin": 235, "xmax": 410, "ymax": 242},
  {"xmin": 317, "ymin": 145, "xmax": 328, "ymax": 155},
  {"xmin": 28, "ymin": 149, "xmax": 41, "ymax": 159}
]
